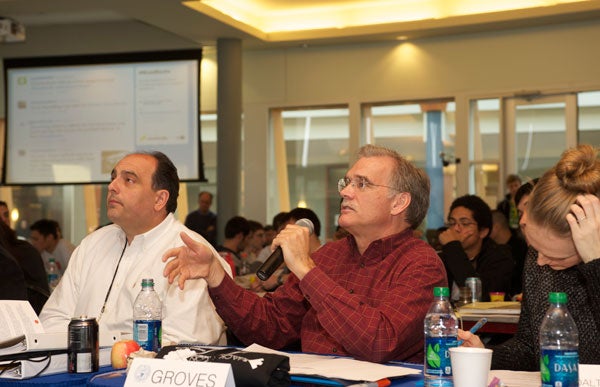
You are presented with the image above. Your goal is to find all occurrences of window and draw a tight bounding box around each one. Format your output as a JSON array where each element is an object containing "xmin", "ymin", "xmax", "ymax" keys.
[{"xmin": 272, "ymin": 106, "xmax": 350, "ymax": 240}]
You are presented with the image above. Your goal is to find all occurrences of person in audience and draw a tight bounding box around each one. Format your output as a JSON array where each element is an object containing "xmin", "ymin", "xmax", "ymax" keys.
[
  {"xmin": 514, "ymin": 178, "xmax": 538, "ymax": 222},
  {"xmin": 163, "ymin": 144, "xmax": 447, "ymax": 363},
  {"xmin": 263, "ymin": 225, "xmax": 276, "ymax": 247},
  {"xmin": 439, "ymin": 195, "xmax": 514, "ymax": 301},
  {"xmin": 490, "ymin": 210, "xmax": 528, "ymax": 296},
  {"xmin": 254, "ymin": 207, "xmax": 323, "ymax": 292},
  {"xmin": 256, "ymin": 212, "xmax": 292, "ymax": 263},
  {"xmin": 216, "ymin": 216, "xmax": 250, "ymax": 276},
  {"xmin": 0, "ymin": 244, "xmax": 28, "ymax": 303},
  {"xmin": 288, "ymin": 207, "xmax": 323, "ymax": 253},
  {"xmin": 497, "ymin": 174, "xmax": 522, "ymax": 230},
  {"xmin": 0, "ymin": 221, "xmax": 49, "ymax": 314},
  {"xmin": 40, "ymin": 151, "xmax": 231, "ymax": 345},
  {"xmin": 0, "ymin": 201, "xmax": 11, "ymax": 227},
  {"xmin": 184, "ymin": 191, "xmax": 217, "ymax": 247},
  {"xmin": 239, "ymin": 220, "xmax": 266, "ymax": 273},
  {"xmin": 29, "ymin": 219, "xmax": 76, "ymax": 273},
  {"xmin": 459, "ymin": 144, "xmax": 600, "ymax": 369}
]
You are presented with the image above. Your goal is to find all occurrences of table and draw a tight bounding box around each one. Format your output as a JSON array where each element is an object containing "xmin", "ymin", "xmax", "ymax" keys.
[
  {"xmin": 0, "ymin": 365, "xmax": 113, "ymax": 387},
  {"xmin": 0, "ymin": 357, "xmax": 424, "ymax": 387}
]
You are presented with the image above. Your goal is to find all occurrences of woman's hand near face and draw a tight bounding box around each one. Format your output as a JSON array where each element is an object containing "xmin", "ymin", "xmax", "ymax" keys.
[{"xmin": 567, "ymin": 194, "xmax": 600, "ymax": 263}]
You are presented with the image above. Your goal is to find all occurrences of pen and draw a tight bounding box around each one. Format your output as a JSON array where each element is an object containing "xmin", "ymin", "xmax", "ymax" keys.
[
  {"xmin": 347, "ymin": 378, "xmax": 391, "ymax": 387},
  {"xmin": 457, "ymin": 317, "xmax": 488, "ymax": 345}
]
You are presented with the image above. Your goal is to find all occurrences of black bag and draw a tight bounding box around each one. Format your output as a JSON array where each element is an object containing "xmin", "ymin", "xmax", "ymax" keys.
[{"xmin": 157, "ymin": 345, "xmax": 290, "ymax": 387}]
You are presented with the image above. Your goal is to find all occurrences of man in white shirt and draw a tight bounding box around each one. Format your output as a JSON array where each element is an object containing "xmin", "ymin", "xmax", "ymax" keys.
[{"xmin": 40, "ymin": 151, "xmax": 231, "ymax": 345}]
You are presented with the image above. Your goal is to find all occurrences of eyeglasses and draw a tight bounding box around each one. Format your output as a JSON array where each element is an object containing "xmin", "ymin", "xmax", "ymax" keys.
[
  {"xmin": 445, "ymin": 220, "xmax": 478, "ymax": 229},
  {"xmin": 337, "ymin": 177, "xmax": 397, "ymax": 193}
]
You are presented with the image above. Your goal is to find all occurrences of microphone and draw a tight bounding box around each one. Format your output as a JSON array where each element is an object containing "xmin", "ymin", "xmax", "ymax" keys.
[{"xmin": 255, "ymin": 218, "xmax": 314, "ymax": 281}]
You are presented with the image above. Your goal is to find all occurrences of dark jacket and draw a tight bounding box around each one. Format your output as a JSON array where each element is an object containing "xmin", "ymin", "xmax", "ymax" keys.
[
  {"xmin": 439, "ymin": 238, "xmax": 514, "ymax": 301},
  {"xmin": 491, "ymin": 249, "xmax": 600, "ymax": 369},
  {"xmin": 0, "ymin": 244, "xmax": 28, "ymax": 302}
]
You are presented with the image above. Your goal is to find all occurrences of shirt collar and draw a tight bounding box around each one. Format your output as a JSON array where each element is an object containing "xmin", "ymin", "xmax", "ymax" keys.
[
  {"xmin": 349, "ymin": 228, "xmax": 415, "ymax": 263},
  {"xmin": 122, "ymin": 213, "xmax": 175, "ymax": 251}
]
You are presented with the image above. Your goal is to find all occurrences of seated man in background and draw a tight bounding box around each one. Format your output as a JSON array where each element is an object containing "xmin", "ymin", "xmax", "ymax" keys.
[
  {"xmin": 0, "ymin": 243, "xmax": 28, "ymax": 305},
  {"xmin": 29, "ymin": 218, "xmax": 75, "ymax": 273},
  {"xmin": 490, "ymin": 209, "xmax": 528, "ymax": 297},
  {"xmin": 163, "ymin": 144, "xmax": 446, "ymax": 363},
  {"xmin": 184, "ymin": 191, "xmax": 217, "ymax": 247},
  {"xmin": 0, "ymin": 201, "xmax": 11, "ymax": 227},
  {"xmin": 40, "ymin": 151, "xmax": 231, "ymax": 345},
  {"xmin": 253, "ymin": 207, "xmax": 323, "ymax": 292},
  {"xmin": 0, "ymin": 221, "xmax": 49, "ymax": 314},
  {"xmin": 239, "ymin": 220, "xmax": 265, "ymax": 273},
  {"xmin": 439, "ymin": 195, "xmax": 515, "ymax": 301},
  {"xmin": 216, "ymin": 216, "xmax": 250, "ymax": 276}
]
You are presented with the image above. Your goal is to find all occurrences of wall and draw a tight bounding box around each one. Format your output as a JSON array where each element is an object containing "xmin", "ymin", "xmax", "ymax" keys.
[
  {"xmin": 1, "ymin": 18, "xmax": 600, "ymax": 233},
  {"xmin": 240, "ymin": 19, "xmax": 600, "ymax": 221}
]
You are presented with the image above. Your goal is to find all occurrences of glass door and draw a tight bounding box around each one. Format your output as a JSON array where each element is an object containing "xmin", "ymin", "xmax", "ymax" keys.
[{"xmin": 503, "ymin": 94, "xmax": 577, "ymax": 185}]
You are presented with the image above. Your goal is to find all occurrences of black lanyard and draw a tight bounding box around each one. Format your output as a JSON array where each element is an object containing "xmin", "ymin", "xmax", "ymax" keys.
[{"xmin": 98, "ymin": 238, "xmax": 128, "ymax": 322}]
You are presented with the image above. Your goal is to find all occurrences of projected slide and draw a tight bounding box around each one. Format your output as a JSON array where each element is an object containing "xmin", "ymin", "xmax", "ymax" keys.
[{"xmin": 4, "ymin": 51, "xmax": 200, "ymax": 184}]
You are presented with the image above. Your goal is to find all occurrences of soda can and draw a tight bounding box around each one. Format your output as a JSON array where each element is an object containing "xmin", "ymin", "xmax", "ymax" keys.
[
  {"xmin": 68, "ymin": 316, "xmax": 99, "ymax": 373},
  {"xmin": 465, "ymin": 277, "xmax": 482, "ymax": 303}
]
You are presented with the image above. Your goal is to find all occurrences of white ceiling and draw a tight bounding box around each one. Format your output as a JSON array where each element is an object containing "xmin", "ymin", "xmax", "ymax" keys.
[{"xmin": 2, "ymin": 0, "xmax": 600, "ymax": 49}]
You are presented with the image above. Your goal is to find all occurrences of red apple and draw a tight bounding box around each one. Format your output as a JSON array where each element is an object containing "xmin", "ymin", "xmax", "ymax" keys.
[{"xmin": 111, "ymin": 340, "xmax": 141, "ymax": 369}]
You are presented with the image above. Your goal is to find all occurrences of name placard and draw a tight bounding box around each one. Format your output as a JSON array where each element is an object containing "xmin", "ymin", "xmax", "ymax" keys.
[
  {"xmin": 580, "ymin": 364, "xmax": 600, "ymax": 387},
  {"xmin": 124, "ymin": 358, "xmax": 235, "ymax": 387}
]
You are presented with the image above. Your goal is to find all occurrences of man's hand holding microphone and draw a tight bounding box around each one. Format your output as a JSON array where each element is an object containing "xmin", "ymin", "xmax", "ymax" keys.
[{"xmin": 163, "ymin": 219, "xmax": 315, "ymax": 289}]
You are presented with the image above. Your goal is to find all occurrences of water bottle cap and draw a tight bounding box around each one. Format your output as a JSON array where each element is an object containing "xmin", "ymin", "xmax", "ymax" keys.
[
  {"xmin": 433, "ymin": 287, "xmax": 449, "ymax": 297},
  {"xmin": 549, "ymin": 292, "xmax": 567, "ymax": 304},
  {"xmin": 141, "ymin": 278, "xmax": 155, "ymax": 287}
]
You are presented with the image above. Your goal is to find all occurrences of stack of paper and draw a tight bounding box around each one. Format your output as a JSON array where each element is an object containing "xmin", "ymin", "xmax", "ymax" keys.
[
  {"xmin": 245, "ymin": 343, "xmax": 420, "ymax": 383},
  {"xmin": 0, "ymin": 300, "xmax": 120, "ymax": 379},
  {"xmin": 459, "ymin": 301, "xmax": 521, "ymax": 315}
]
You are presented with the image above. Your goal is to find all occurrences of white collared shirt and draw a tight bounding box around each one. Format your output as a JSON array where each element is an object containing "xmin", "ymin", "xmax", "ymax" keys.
[{"xmin": 40, "ymin": 213, "xmax": 232, "ymax": 345}]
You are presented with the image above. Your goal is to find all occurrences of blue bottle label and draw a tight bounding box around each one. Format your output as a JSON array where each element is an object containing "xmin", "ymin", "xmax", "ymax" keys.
[
  {"xmin": 425, "ymin": 336, "xmax": 457, "ymax": 378},
  {"xmin": 540, "ymin": 348, "xmax": 579, "ymax": 387},
  {"xmin": 133, "ymin": 320, "xmax": 162, "ymax": 352}
]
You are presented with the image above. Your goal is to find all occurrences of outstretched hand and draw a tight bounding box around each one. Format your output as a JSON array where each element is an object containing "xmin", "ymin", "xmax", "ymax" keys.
[
  {"xmin": 162, "ymin": 232, "xmax": 226, "ymax": 289},
  {"xmin": 567, "ymin": 194, "xmax": 600, "ymax": 263}
]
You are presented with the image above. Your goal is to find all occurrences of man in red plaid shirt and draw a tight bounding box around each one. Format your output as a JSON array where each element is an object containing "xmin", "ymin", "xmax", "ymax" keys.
[{"xmin": 163, "ymin": 144, "xmax": 447, "ymax": 363}]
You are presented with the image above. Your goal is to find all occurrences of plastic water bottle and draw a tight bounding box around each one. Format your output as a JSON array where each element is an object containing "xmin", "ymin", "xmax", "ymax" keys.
[
  {"xmin": 424, "ymin": 287, "xmax": 459, "ymax": 387},
  {"xmin": 133, "ymin": 278, "xmax": 162, "ymax": 352},
  {"xmin": 47, "ymin": 258, "xmax": 60, "ymax": 292},
  {"xmin": 539, "ymin": 292, "xmax": 579, "ymax": 387}
]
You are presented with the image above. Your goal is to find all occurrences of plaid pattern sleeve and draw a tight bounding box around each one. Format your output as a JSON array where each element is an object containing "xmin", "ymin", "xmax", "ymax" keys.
[{"xmin": 210, "ymin": 229, "xmax": 447, "ymax": 363}]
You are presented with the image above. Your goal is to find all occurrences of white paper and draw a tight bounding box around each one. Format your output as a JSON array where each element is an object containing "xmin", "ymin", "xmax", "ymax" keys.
[
  {"xmin": 245, "ymin": 343, "xmax": 420, "ymax": 382},
  {"xmin": 579, "ymin": 364, "xmax": 600, "ymax": 386},
  {"xmin": 0, "ymin": 301, "xmax": 45, "ymax": 355},
  {"xmin": 488, "ymin": 370, "xmax": 540, "ymax": 387}
]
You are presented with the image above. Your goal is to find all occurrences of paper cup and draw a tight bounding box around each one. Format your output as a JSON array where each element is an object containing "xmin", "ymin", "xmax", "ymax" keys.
[{"xmin": 449, "ymin": 347, "xmax": 493, "ymax": 387}]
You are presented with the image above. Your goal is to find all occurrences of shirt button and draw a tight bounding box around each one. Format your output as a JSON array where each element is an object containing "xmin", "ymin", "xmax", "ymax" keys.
[
  {"xmin": 360, "ymin": 263, "xmax": 365, "ymax": 268},
  {"xmin": 349, "ymin": 289, "xmax": 354, "ymax": 294},
  {"xmin": 332, "ymin": 347, "xmax": 337, "ymax": 353}
]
